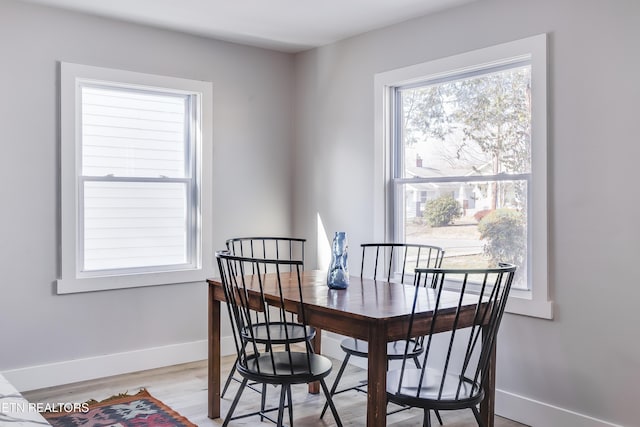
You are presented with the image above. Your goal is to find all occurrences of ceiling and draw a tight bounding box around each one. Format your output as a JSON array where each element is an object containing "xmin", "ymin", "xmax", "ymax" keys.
[{"xmin": 20, "ymin": 0, "xmax": 475, "ymax": 53}]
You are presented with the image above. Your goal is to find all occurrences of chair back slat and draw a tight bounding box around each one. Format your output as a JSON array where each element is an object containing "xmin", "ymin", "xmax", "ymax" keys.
[
  {"xmin": 226, "ymin": 237, "xmax": 305, "ymax": 274},
  {"xmin": 361, "ymin": 243, "xmax": 445, "ymax": 284},
  {"xmin": 226, "ymin": 237, "xmax": 305, "ymax": 323}
]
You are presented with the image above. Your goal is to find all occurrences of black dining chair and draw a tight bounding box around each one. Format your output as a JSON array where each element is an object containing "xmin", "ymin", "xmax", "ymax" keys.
[
  {"xmin": 220, "ymin": 237, "xmax": 315, "ymax": 401},
  {"xmin": 216, "ymin": 251, "xmax": 342, "ymax": 427},
  {"xmin": 386, "ymin": 264, "xmax": 516, "ymax": 426},
  {"xmin": 322, "ymin": 242, "xmax": 445, "ymax": 420}
]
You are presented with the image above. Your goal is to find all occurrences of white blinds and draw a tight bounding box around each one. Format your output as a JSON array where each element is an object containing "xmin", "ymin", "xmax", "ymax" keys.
[
  {"xmin": 80, "ymin": 84, "xmax": 194, "ymax": 273},
  {"xmin": 81, "ymin": 86, "xmax": 187, "ymax": 177}
]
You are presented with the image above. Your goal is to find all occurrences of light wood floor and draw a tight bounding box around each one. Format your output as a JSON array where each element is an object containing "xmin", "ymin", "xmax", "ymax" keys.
[{"xmin": 23, "ymin": 355, "xmax": 528, "ymax": 427}]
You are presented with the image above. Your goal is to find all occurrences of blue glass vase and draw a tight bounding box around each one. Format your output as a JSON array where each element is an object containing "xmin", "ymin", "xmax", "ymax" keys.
[{"xmin": 327, "ymin": 231, "xmax": 349, "ymax": 289}]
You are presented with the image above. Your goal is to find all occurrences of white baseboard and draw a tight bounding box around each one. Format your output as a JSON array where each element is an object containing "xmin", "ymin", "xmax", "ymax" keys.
[
  {"xmin": 495, "ymin": 389, "xmax": 623, "ymax": 427},
  {"xmin": 321, "ymin": 333, "xmax": 622, "ymax": 427},
  {"xmin": 1, "ymin": 337, "xmax": 235, "ymax": 393},
  {"xmin": 2, "ymin": 333, "xmax": 623, "ymax": 427}
]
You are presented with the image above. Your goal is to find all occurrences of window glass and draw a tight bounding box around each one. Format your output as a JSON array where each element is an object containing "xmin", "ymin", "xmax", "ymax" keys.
[
  {"xmin": 82, "ymin": 181, "xmax": 189, "ymax": 271},
  {"xmin": 79, "ymin": 84, "xmax": 195, "ymax": 274},
  {"xmin": 394, "ymin": 64, "xmax": 531, "ymax": 289},
  {"xmin": 81, "ymin": 86, "xmax": 188, "ymax": 178}
]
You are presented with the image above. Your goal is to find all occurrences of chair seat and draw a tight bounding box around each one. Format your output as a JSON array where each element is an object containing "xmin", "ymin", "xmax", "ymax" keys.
[
  {"xmin": 386, "ymin": 368, "xmax": 483, "ymax": 409},
  {"xmin": 238, "ymin": 352, "xmax": 333, "ymax": 385},
  {"xmin": 340, "ymin": 338, "xmax": 423, "ymax": 359},
  {"xmin": 242, "ymin": 322, "xmax": 316, "ymax": 345}
]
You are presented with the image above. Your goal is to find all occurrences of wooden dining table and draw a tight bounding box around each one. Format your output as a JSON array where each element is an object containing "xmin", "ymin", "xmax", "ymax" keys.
[{"xmin": 207, "ymin": 270, "xmax": 497, "ymax": 427}]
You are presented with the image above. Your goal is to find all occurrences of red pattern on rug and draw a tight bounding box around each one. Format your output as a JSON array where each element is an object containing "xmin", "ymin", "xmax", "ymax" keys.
[{"xmin": 42, "ymin": 389, "xmax": 196, "ymax": 427}]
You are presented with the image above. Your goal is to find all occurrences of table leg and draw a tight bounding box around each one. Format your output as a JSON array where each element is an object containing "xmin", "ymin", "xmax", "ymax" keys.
[
  {"xmin": 481, "ymin": 328, "xmax": 496, "ymax": 427},
  {"xmin": 308, "ymin": 328, "xmax": 321, "ymax": 394},
  {"xmin": 208, "ymin": 284, "xmax": 221, "ymax": 419},
  {"xmin": 367, "ymin": 322, "xmax": 387, "ymax": 427}
]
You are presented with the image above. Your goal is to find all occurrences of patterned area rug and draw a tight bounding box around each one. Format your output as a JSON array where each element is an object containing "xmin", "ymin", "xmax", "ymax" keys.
[{"xmin": 42, "ymin": 389, "xmax": 196, "ymax": 427}]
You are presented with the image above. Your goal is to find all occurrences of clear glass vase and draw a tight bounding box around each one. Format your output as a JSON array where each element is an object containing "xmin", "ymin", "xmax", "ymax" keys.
[{"xmin": 327, "ymin": 231, "xmax": 349, "ymax": 289}]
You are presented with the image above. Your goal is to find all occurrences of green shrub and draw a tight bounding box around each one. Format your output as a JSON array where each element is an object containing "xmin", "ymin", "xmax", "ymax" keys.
[
  {"xmin": 424, "ymin": 195, "xmax": 462, "ymax": 227},
  {"xmin": 478, "ymin": 209, "xmax": 525, "ymax": 266}
]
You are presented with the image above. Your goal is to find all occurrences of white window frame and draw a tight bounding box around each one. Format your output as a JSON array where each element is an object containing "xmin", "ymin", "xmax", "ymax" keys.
[
  {"xmin": 374, "ymin": 34, "xmax": 552, "ymax": 319},
  {"xmin": 58, "ymin": 62, "xmax": 213, "ymax": 294}
]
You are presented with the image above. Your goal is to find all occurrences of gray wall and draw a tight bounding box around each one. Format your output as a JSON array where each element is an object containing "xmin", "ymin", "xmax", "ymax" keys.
[
  {"xmin": 293, "ymin": 0, "xmax": 640, "ymax": 425},
  {"xmin": 0, "ymin": 0, "xmax": 294, "ymax": 370},
  {"xmin": 2, "ymin": 0, "xmax": 639, "ymax": 424}
]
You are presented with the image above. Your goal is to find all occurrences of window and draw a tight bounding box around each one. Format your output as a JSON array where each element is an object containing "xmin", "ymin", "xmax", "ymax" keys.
[
  {"xmin": 374, "ymin": 35, "xmax": 552, "ymax": 318},
  {"xmin": 58, "ymin": 63, "xmax": 213, "ymax": 293}
]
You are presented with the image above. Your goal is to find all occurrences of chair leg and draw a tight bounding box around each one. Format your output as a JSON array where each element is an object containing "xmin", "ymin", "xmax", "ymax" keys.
[
  {"xmin": 320, "ymin": 353, "xmax": 351, "ymax": 418},
  {"xmin": 471, "ymin": 406, "xmax": 485, "ymax": 427},
  {"xmin": 276, "ymin": 386, "xmax": 287, "ymax": 427},
  {"xmin": 319, "ymin": 378, "xmax": 343, "ymax": 427},
  {"xmin": 423, "ymin": 409, "xmax": 431, "ymax": 427},
  {"xmin": 434, "ymin": 409, "xmax": 443, "ymax": 425},
  {"xmin": 260, "ymin": 383, "xmax": 267, "ymax": 421},
  {"xmin": 287, "ymin": 385, "xmax": 294, "ymax": 427},
  {"xmin": 413, "ymin": 355, "xmax": 422, "ymax": 369},
  {"xmin": 222, "ymin": 378, "xmax": 248, "ymax": 427},
  {"xmin": 220, "ymin": 359, "xmax": 238, "ymax": 398}
]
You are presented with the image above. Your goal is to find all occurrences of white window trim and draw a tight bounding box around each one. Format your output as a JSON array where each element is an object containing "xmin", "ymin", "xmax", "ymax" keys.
[
  {"xmin": 374, "ymin": 34, "xmax": 552, "ymax": 319},
  {"xmin": 58, "ymin": 62, "xmax": 213, "ymax": 294}
]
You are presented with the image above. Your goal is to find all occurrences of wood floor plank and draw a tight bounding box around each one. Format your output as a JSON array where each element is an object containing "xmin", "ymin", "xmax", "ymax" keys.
[{"xmin": 22, "ymin": 355, "xmax": 528, "ymax": 426}]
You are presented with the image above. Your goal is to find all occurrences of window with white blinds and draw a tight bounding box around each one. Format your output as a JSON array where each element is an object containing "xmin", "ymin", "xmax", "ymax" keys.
[{"xmin": 58, "ymin": 63, "xmax": 213, "ymax": 293}]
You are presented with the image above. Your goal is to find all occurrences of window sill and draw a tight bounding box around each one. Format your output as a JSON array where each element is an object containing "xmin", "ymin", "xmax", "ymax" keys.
[
  {"xmin": 506, "ymin": 289, "xmax": 553, "ymax": 319},
  {"xmin": 56, "ymin": 267, "xmax": 212, "ymax": 294}
]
